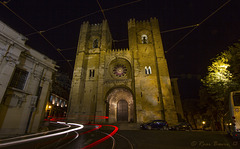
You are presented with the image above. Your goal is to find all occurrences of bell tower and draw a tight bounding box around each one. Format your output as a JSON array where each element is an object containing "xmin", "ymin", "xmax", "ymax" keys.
[
  {"xmin": 68, "ymin": 20, "xmax": 112, "ymax": 123},
  {"xmin": 128, "ymin": 18, "xmax": 178, "ymax": 125}
]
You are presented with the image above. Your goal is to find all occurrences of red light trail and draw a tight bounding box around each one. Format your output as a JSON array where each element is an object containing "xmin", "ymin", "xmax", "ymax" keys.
[{"xmin": 81, "ymin": 125, "xmax": 118, "ymax": 149}]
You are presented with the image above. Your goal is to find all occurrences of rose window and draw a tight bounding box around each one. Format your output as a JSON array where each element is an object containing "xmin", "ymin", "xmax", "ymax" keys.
[{"xmin": 113, "ymin": 64, "xmax": 127, "ymax": 77}]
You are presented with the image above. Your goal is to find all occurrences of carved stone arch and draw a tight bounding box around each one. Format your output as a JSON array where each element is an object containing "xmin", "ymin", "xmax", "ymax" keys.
[
  {"xmin": 105, "ymin": 86, "xmax": 135, "ymax": 123},
  {"xmin": 137, "ymin": 29, "xmax": 152, "ymax": 44}
]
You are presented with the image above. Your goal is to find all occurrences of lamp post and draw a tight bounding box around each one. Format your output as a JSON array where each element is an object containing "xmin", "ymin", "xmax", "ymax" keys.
[{"xmin": 202, "ymin": 121, "xmax": 206, "ymax": 130}]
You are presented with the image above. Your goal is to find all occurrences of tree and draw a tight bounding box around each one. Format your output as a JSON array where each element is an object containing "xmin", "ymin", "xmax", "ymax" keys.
[
  {"xmin": 201, "ymin": 51, "xmax": 232, "ymax": 97},
  {"xmin": 201, "ymin": 40, "xmax": 240, "ymax": 130},
  {"xmin": 227, "ymin": 41, "xmax": 240, "ymax": 87}
]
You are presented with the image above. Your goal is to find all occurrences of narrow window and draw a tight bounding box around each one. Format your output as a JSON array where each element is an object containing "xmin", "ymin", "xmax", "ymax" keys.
[
  {"xmin": 93, "ymin": 39, "xmax": 98, "ymax": 48},
  {"xmin": 10, "ymin": 67, "xmax": 29, "ymax": 90},
  {"xmin": 141, "ymin": 35, "xmax": 148, "ymax": 44},
  {"xmin": 49, "ymin": 95, "xmax": 53, "ymax": 102},
  {"xmin": 89, "ymin": 70, "xmax": 92, "ymax": 77},
  {"xmin": 89, "ymin": 69, "xmax": 95, "ymax": 78},
  {"xmin": 145, "ymin": 66, "xmax": 148, "ymax": 74},
  {"xmin": 52, "ymin": 97, "xmax": 55, "ymax": 104},
  {"xmin": 55, "ymin": 98, "xmax": 58, "ymax": 106},
  {"xmin": 148, "ymin": 66, "xmax": 152, "ymax": 74}
]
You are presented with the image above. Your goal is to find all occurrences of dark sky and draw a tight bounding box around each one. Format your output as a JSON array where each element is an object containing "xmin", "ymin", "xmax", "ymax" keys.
[{"xmin": 1, "ymin": 0, "xmax": 240, "ymax": 99}]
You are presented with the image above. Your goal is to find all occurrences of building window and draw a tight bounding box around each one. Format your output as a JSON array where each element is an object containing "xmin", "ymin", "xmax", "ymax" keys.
[
  {"xmin": 113, "ymin": 64, "xmax": 127, "ymax": 77},
  {"xmin": 93, "ymin": 39, "xmax": 98, "ymax": 48},
  {"xmin": 10, "ymin": 67, "xmax": 29, "ymax": 90},
  {"xmin": 148, "ymin": 66, "xmax": 152, "ymax": 74},
  {"xmin": 49, "ymin": 95, "xmax": 53, "ymax": 103},
  {"xmin": 145, "ymin": 66, "xmax": 152, "ymax": 74},
  {"xmin": 55, "ymin": 97, "xmax": 58, "ymax": 106},
  {"xmin": 145, "ymin": 66, "xmax": 148, "ymax": 74},
  {"xmin": 52, "ymin": 96, "xmax": 56, "ymax": 105},
  {"xmin": 141, "ymin": 35, "xmax": 148, "ymax": 44},
  {"xmin": 89, "ymin": 69, "xmax": 95, "ymax": 78}
]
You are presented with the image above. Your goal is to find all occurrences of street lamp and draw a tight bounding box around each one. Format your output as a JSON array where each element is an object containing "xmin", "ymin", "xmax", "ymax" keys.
[{"xmin": 202, "ymin": 121, "xmax": 206, "ymax": 130}]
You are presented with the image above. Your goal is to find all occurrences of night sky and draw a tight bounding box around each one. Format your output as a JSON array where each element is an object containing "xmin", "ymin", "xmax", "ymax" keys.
[{"xmin": 1, "ymin": 0, "xmax": 240, "ymax": 99}]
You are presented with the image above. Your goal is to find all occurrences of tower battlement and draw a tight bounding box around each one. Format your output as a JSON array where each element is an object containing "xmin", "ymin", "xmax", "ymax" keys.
[
  {"xmin": 136, "ymin": 19, "xmax": 150, "ymax": 24},
  {"xmin": 107, "ymin": 48, "xmax": 129, "ymax": 53}
]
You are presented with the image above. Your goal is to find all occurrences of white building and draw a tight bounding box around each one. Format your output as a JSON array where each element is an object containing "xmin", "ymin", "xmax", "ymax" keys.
[{"xmin": 0, "ymin": 21, "xmax": 57, "ymax": 136}]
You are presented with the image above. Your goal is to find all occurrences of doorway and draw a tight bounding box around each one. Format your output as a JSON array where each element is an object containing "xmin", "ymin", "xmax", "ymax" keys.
[{"xmin": 117, "ymin": 100, "xmax": 128, "ymax": 121}]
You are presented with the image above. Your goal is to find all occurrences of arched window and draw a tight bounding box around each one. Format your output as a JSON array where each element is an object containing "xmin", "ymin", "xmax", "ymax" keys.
[
  {"xmin": 145, "ymin": 66, "xmax": 148, "ymax": 74},
  {"xmin": 145, "ymin": 66, "xmax": 152, "ymax": 74},
  {"xmin": 49, "ymin": 95, "xmax": 53, "ymax": 102},
  {"xmin": 148, "ymin": 66, "xmax": 152, "ymax": 74},
  {"xmin": 93, "ymin": 39, "xmax": 98, "ymax": 48},
  {"xmin": 52, "ymin": 96, "xmax": 55, "ymax": 104},
  {"xmin": 141, "ymin": 35, "xmax": 148, "ymax": 44}
]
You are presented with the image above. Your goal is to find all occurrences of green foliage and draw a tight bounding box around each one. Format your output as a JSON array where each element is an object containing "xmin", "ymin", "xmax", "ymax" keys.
[
  {"xmin": 201, "ymin": 40, "xmax": 240, "ymax": 99},
  {"xmin": 200, "ymin": 40, "xmax": 240, "ymax": 130},
  {"xmin": 201, "ymin": 51, "xmax": 232, "ymax": 99},
  {"xmin": 227, "ymin": 42, "xmax": 240, "ymax": 86}
]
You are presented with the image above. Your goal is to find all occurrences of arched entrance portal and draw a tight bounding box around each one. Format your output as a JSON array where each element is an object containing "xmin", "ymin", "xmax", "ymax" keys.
[
  {"xmin": 106, "ymin": 87, "xmax": 134, "ymax": 123},
  {"xmin": 117, "ymin": 100, "xmax": 128, "ymax": 121}
]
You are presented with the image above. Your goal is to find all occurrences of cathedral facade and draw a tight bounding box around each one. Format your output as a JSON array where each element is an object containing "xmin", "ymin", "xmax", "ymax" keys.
[{"xmin": 68, "ymin": 18, "xmax": 178, "ymax": 125}]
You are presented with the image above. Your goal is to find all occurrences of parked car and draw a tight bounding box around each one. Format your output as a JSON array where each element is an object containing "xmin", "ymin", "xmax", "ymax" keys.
[
  {"xmin": 169, "ymin": 122, "xmax": 192, "ymax": 131},
  {"xmin": 140, "ymin": 120, "xmax": 168, "ymax": 130}
]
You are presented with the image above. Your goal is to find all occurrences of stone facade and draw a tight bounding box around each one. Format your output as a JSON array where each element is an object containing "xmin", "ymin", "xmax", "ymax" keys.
[
  {"xmin": 45, "ymin": 72, "xmax": 71, "ymax": 120},
  {"xmin": 68, "ymin": 18, "xmax": 178, "ymax": 125},
  {"xmin": 0, "ymin": 21, "xmax": 57, "ymax": 136},
  {"xmin": 171, "ymin": 78, "xmax": 184, "ymax": 121}
]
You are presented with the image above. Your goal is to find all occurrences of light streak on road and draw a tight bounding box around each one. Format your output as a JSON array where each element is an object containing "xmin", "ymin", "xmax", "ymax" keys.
[
  {"xmin": 56, "ymin": 131, "xmax": 79, "ymax": 149},
  {"xmin": 100, "ymin": 131, "xmax": 116, "ymax": 149},
  {"xmin": 115, "ymin": 133, "xmax": 134, "ymax": 149},
  {"xmin": 0, "ymin": 122, "xmax": 71, "ymax": 142},
  {"xmin": 81, "ymin": 125, "xmax": 118, "ymax": 149},
  {"xmin": 0, "ymin": 122, "xmax": 84, "ymax": 148},
  {"xmin": 80, "ymin": 124, "xmax": 102, "ymax": 135}
]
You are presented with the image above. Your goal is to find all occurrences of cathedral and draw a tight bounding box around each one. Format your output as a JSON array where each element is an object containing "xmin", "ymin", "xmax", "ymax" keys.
[{"xmin": 67, "ymin": 18, "xmax": 178, "ymax": 125}]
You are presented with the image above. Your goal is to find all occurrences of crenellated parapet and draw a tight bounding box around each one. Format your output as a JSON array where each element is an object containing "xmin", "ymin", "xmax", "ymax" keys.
[
  {"xmin": 136, "ymin": 19, "xmax": 150, "ymax": 24},
  {"xmin": 128, "ymin": 18, "xmax": 136, "ymax": 29},
  {"xmin": 150, "ymin": 17, "xmax": 158, "ymax": 22},
  {"xmin": 80, "ymin": 21, "xmax": 89, "ymax": 32},
  {"xmin": 90, "ymin": 23, "xmax": 102, "ymax": 31},
  {"xmin": 107, "ymin": 48, "xmax": 129, "ymax": 53},
  {"xmin": 135, "ymin": 19, "xmax": 152, "ymax": 29}
]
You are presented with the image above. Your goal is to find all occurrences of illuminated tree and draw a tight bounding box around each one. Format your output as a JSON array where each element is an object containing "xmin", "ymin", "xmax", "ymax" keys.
[
  {"xmin": 201, "ymin": 51, "xmax": 233, "ymax": 98},
  {"xmin": 227, "ymin": 42, "xmax": 240, "ymax": 86},
  {"xmin": 201, "ymin": 40, "xmax": 240, "ymax": 130}
]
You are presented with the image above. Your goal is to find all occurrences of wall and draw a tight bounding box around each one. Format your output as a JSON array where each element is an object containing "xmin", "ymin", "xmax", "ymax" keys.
[{"xmin": 0, "ymin": 21, "xmax": 57, "ymax": 136}]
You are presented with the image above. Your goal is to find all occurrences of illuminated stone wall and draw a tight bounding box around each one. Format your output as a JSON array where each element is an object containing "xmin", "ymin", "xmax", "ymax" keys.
[
  {"xmin": 68, "ymin": 18, "xmax": 178, "ymax": 125},
  {"xmin": 0, "ymin": 21, "xmax": 57, "ymax": 136}
]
